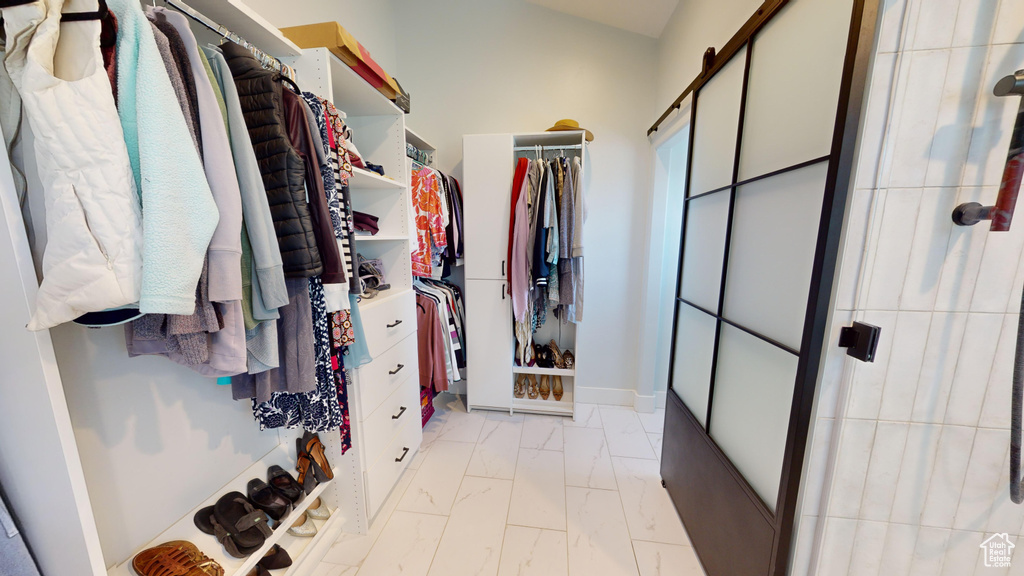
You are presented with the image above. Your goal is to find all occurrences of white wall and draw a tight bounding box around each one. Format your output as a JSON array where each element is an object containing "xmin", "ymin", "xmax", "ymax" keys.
[
  {"xmin": 247, "ymin": 0, "xmax": 400, "ymax": 76},
  {"xmin": 654, "ymin": 0, "xmax": 762, "ymax": 115},
  {"xmin": 801, "ymin": 0, "xmax": 1024, "ymax": 574},
  {"xmin": 390, "ymin": 0, "xmax": 658, "ymax": 402}
]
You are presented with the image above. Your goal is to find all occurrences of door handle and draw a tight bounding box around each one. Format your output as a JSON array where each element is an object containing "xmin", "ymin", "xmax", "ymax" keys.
[
  {"xmin": 389, "ymin": 364, "xmax": 405, "ymax": 375},
  {"xmin": 502, "ymin": 284, "xmax": 505, "ymax": 300},
  {"xmin": 387, "ymin": 319, "xmax": 403, "ymax": 328},
  {"xmin": 502, "ymin": 260, "xmax": 505, "ymax": 277},
  {"xmin": 395, "ymin": 447, "xmax": 410, "ymax": 462},
  {"xmin": 392, "ymin": 406, "xmax": 407, "ymax": 419}
]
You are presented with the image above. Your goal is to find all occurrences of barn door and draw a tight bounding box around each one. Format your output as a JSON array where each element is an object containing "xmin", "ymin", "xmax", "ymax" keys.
[{"xmin": 658, "ymin": 0, "xmax": 877, "ymax": 574}]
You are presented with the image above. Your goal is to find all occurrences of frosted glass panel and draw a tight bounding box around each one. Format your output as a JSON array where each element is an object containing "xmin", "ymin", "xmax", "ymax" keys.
[
  {"xmin": 679, "ymin": 192, "xmax": 730, "ymax": 310},
  {"xmin": 709, "ymin": 326, "xmax": 799, "ymax": 511},
  {"xmin": 689, "ymin": 48, "xmax": 746, "ymax": 196},
  {"xmin": 723, "ymin": 163, "xmax": 827, "ymax": 349},
  {"xmin": 670, "ymin": 304, "xmax": 717, "ymax": 426},
  {"xmin": 738, "ymin": 0, "xmax": 853, "ymax": 179}
]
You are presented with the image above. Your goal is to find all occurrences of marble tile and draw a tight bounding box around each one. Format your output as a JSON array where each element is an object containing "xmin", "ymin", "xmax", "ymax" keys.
[
  {"xmin": 311, "ymin": 563, "xmax": 359, "ymax": 576},
  {"xmin": 637, "ymin": 409, "xmax": 665, "ymax": 434},
  {"xmin": 647, "ymin": 434, "xmax": 663, "ymax": 460},
  {"xmin": 322, "ymin": 470, "xmax": 414, "ymax": 566},
  {"xmin": 467, "ymin": 418, "xmax": 524, "ymax": 480},
  {"xmin": 600, "ymin": 407, "xmax": 656, "ymax": 459},
  {"xmin": 828, "ymin": 419, "xmax": 876, "ymax": 519},
  {"xmin": 564, "ymin": 427, "xmax": 617, "ymax": 490},
  {"xmin": 860, "ymin": 422, "xmax": 909, "ymax": 522},
  {"xmin": 939, "ymin": 529, "xmax": 983, "ymax": 576},
  {"xmin": 925, "ymin": 48, "xmax": 987, "ymax": 187},
  {"xmin": 428, "ymin": 477, "xmax": 514, "ymax": 576},
  {"xmin": 877, "ymin": 311, "xmax": 931, "ymax": 422},
  {"xmin": 817, "ymin": 517, "xmax": 857, "ymax": 576},
  {"xmin": 899, "ymin": 188, "xmax": 957, "ymax": 311},
  {"xmin": 920, "ymin": 425, "xmax": 975, "ymax": 529},
  {"xmin": 979, "ymin": 314, "xmax": 1019, "ymax": 429},
  {"xmin": 909, "ymin": 527, "xmax": 951, "ymax": 576},
  {"xmin": 910, "ymin": 0, "xmax": 957, "ymax": 50},
  {"xmin": 497, "ymin": 526, "xmax": 569, "ymax": 576},
  {"xmin": 890, "ymin": 424, "xmax": 942, "ymax": 525},
  {"xmin": 933, "ymin": 187, "xmax": 991, "ymax": 311},
  {"xmin": 845, "ymin": 311, "xmax": 899, "ymax": 420},
  {"xmin": 632, "ymin": 541, "xmax": 703, "ymax": 576},
  {"xmin": 847, "ymin": 520, "xmax": 888, "ymax": 575},
  {"xmin": 488, "ymin": 410, "xmax": 526, "ymax": 422},
  {"xmin": 993, "ymin": 0, "xmax": 1024, "ymax": 45},
  {"xmin": 611, "ymin": 457, "xmax": 688, "ymax": 545},
  {"xmin": 521, "ymin": 414, "xmax": 564, "ymax": 451},
  {"xmin": 864, "ymin": 190, "xmax": 921, "ymax": 310},
  {"xmin": 356, "ymin": 511, "xmax": 447, "ymax": 576},
  {"xmin": 436, "ymin": 407, "xmax": 487, "ymax": 443},
  {"xmin": 951, "ymin": 0, "xmax": 1000, "ymax": 47},
  {"xmin": 910, "ymin": 312, "xmax": 968, "ymax": 424},
  {"xmin": 964, "ymin": 44, "xmax": 1024, "ymax": 187},
  {"xmin": 508, "ymin": 448, "xmax": 567, "ymax": 531},
  {"xmin": 564, "ymin": 403, "xmax": 603, "ymax": 428},
  {"xmin": 878, "ymin": 522, "xmax": 918, "ymax": 576},
  {"xmin": 886, "ymin": 50, "xmax": 949, "ymax": 189},
  {"xmin": 566, "ymin": 487, "xmax": 639, "ymax": 576},
  {"xmin": 954, "ymin": 428, "xmax": 1008, "ymax": 532},
  {"xmin": 398, "ymin": 440, "xmax": 475, "ymax": 515},
  {"xmin": 944, "ymin": 313, "xmax": 1004, "ymax": 427}
]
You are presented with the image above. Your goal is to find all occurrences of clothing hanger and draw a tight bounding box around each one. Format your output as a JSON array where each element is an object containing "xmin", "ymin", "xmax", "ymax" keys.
[
  {"xmin": 278, "ymin": 74, "xmax": 302, "ymax": 95},
  {"xmin": 61, "ymin": 0, "xmax": 108, "ymax": 22}
]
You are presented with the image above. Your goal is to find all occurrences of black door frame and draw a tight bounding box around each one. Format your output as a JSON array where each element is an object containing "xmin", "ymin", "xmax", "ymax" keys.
[{"xmin": 653, "ymin": 1, "xmax": 880, "ymax": 575}]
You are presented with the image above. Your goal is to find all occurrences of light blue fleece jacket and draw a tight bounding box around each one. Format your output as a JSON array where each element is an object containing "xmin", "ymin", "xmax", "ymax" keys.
[{"xmin": 108, "ymin": 0, "xmax": 219, "ymax": 315}]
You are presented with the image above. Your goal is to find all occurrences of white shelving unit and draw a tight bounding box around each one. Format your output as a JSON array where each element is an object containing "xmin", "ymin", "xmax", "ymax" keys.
[
  {"xmin": 285, "ymin": 46, "xmax": 423, "ymax": 529},
  {"xmin": 462, "ymin": 131, "xmax": 586, "ymax": 420}
]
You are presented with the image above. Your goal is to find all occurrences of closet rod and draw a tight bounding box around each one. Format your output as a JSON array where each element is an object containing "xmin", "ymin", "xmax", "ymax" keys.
[
  {"xmin": 512, "ymin": 145, "xmax": 582, "ymax": 151},
  {"xmin": 162, "ymin": 0, "xmax": 296, "ymax": 80}
]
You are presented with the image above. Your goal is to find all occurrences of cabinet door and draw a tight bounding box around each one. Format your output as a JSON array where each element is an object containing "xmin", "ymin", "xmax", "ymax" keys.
[
  {"xmin": 463, "ymin": 134, "xmax": 514, "ymax": 280},
  {"xmin": 465, "ymin": 279, "xmax": 513, "ymax": 410}
]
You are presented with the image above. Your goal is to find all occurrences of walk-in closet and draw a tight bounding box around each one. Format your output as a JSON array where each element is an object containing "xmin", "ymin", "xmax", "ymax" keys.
[{"xmin": 3, "ymin": 1, "xmax": 1022, "ymax": 576}]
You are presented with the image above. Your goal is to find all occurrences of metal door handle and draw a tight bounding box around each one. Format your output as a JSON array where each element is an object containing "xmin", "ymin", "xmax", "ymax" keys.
[
  {"xmin": 392, "ymin": 406, "xmax": 407, "ymax": 419},
  {"xmin": 387, "ymin": 319, "xmax": 403, "ymax": 328},
  {"xmin": 502, "ymin": 260, "xmax": 505, "ymax": 277},
  {"xmin": 389, "ymin": 364, "xmax": 405, "ymax": 375},
  {"xmin": 502, "ymin": 284, "xmax": 505, "ymax": 300},
  {"xmin": 395, "ymin": 447, "xmax": 410, "ymax": 462}
]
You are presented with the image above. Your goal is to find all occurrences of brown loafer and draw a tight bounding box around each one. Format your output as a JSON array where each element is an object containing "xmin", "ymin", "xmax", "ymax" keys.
[
  {"xmin": 132, "ymin": 540, "xmax": 223, "ymax": 576},
  {"xmin": 539, "ymin": 375, "xmax": 550, "ymax": 400},
  {"xmin": 553, "ymin": 376, "xmax": 564, "ymax": 401}
]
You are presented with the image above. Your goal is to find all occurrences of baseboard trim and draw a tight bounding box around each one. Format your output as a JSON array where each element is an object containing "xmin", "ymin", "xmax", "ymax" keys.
[
  {"xmin": 634, "ymin": 393, "xmax": 656, "ymax": 413},
  {"xmin": 656, "ymin": 391, "xmax": 667, "ymax": 409},
  {"xmin": 575, "ymin": 386, "xmax": 635, "ymax": 407}
]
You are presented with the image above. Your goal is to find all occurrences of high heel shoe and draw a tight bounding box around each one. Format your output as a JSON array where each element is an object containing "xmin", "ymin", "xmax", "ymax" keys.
[
  {"xmin": 527, "ymin": 374, "xmax": 539, "ymax": 399},
  {"xmin": 539, "ymin": 375, "xmax": 550, "ymax": 400},
  {"xmin": 553, "ymin": 376, "xmax": 564, "ymax": 401},
  {"xmin": 549, "ymin": 340, "xmax": 565, "ymax": 369},
  {"xmin": 563, "ymin": 350, "xmax": 575, "ymax": 369},
  {"xmin": 514, "ymin": 374, "xmax": 527, "ymax": 398}
]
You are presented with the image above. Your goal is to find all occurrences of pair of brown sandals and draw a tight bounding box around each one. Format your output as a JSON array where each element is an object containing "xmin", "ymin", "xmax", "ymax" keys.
[
  {"xmin": 514, "ymin": 340, "xmax": 574, "ymax": 401},
  {"xmin": 297, "ymin": 432, "xmax": 333, "ymax": 495},
  {"xmin": 130, "ymin": 541, "xmax": 291, "ymax": 576}
]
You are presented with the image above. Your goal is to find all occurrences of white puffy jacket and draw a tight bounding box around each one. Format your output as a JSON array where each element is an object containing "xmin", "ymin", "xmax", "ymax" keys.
[{"xmin": 3, "ymin": 0, "xmax": 143, "ymax": 330}]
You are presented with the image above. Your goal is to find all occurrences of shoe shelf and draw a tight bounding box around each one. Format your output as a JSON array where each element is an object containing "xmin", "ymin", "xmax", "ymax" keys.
[
  {"xmin": 106, "ymin": 445, "xmax": 337, "ymax": 576},
  {"xmin": 512, "ymin": 395, "xmax": 574, "ymax": 416},
  {"xmin": 277, "ymin": 506, "xmax": 343, "ymax": 576},
  {"xmin": 511, "ymin": 365, "xmax": 574, "ymax": 377},
  {"xmin": 350, "ymin": 167, "xmax": 405, "ymax": 190},
  {"xmin": 354, "ymin": 234, "xmax": 410, "ymax": 242}
]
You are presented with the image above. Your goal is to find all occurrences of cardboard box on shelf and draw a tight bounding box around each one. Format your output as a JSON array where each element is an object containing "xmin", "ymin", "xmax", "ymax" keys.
[{"xmin": 281, "ymin": 22, "xmax": 401, "ymax": 101}]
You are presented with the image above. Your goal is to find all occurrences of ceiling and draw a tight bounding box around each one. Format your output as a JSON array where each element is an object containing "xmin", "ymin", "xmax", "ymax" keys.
[{"xmin": 525, "ymin": 0, "xmax": 680, "ymax": 39}]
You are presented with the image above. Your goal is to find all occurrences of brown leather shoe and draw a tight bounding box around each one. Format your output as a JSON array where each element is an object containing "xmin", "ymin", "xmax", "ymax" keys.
[
  {"xmin": 539, "ymin": 375, "xmax": 551, "ymax": 400},
  {"xmin": 131, "ymin": 541, "xmax": 223, "ymax": 576},
  {"xmin": 527, "ymin": 374, "xmax": 539, "ymax": 399},
  {"xmin": 553, "ymin": 376, "xmax": 564, "ymax": 401}
]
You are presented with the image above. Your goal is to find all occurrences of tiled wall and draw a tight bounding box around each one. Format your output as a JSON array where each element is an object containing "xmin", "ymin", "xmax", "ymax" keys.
[{"xmin": 797, "ymin": 0, "xmax": 1024, "ymax": 574}]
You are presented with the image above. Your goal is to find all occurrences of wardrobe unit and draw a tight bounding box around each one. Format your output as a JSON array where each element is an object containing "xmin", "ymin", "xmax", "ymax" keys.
[
  {"xmin": 462, "ymin": 131, "xmax": 585, "ymax": 418},
  {"xmin": 282, "ymin": 46, "xmax": 424, "ymax": 524},
  {"xmin": 0, "ymin": 6, "xmax": 418, "ymax": 576}
]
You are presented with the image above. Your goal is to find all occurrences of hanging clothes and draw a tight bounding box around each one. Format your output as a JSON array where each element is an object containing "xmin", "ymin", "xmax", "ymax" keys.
[
  {"xmin": 411, "ymin": 164, "xmax": 447, "ymax": 277},
  {"xmin": 322, "ymin": 98, "xmax": 360, "ymax": 289},
  {"xmin": 416, "ymin": 294, "xmax": 447, "ymax": 393},
  {"xmin": 3, "ymin": 0, "xmax": 144, "ymax": 330},
  {"xmin": 109, "ymin": 0, "xmax": 219, "ymax": 315}
]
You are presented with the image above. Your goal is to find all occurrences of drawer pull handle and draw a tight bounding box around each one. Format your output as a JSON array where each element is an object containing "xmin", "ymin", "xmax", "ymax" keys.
[
  {"xmin": 396, "ymin": 447, "xmax": 410, "ymax": 462},
  {"xmin": 392, "ymin": 406, "xmax": 407, "ymax": 419},
  {"xmin": 387, "ymin": 319, "xmax": 403, "ymax": 328},
  {"xmin": 389, "ymin": 364, "xmax": 405, "ymax": 375}
]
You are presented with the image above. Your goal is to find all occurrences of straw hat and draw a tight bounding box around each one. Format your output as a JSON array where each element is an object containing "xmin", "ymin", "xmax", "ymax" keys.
[{"xmin": 545, "ymin": 119, "xmax": 594, "ymax": 142}]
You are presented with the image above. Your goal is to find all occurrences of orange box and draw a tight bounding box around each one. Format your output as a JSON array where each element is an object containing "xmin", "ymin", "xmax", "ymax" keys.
[{"xmin": 281, "ymin": 22, "xmax": 401, "ymax": 100}]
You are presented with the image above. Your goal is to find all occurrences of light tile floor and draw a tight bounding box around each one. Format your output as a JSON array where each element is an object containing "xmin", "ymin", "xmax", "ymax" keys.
[{"xmin": 312, "ymin": 394, "xmax": 707, "ymax": 576}]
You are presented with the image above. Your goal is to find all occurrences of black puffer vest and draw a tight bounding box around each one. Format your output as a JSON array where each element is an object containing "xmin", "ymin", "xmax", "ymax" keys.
[{"xmin": 220, "ymin": 42, "xmax": 322, "ymax": 277}]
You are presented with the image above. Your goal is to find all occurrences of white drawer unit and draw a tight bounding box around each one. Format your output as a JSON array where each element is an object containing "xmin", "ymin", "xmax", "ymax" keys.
[
  {"xmin": 360, "ymin": 290, "xmax": 417, "ymax": 357},
  {"xmin": 355, "ymin": 332, "xmax": 418, "ymax": 416},
  {"xmin": 365, "ymin": 416, "xmax": 422, "ymax": 517},
  {"xmin": 361, "ymin": 377, "xmax": 421, "ymax": 468}
]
